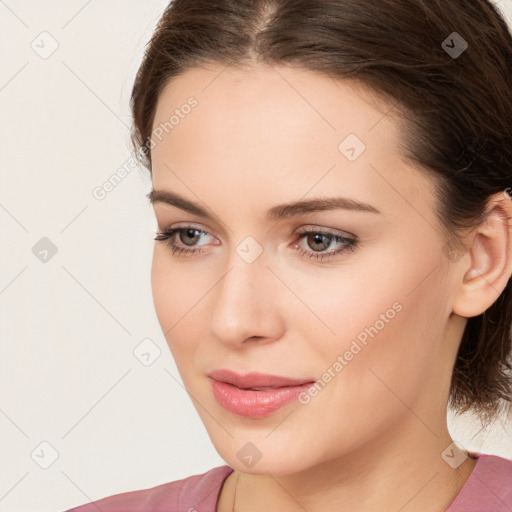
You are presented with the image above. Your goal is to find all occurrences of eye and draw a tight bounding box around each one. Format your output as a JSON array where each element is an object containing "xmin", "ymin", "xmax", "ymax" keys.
[
  {"xmin": 154, "ymin": 226, "xmax": 215, "ymax": 256},
  {"xmin": 292, "ymin": 228, "xmax": 358, "ymax": 261},
  {"xmin": 154, "ymin": 225, "xmax": 358, "ymax": 261}
]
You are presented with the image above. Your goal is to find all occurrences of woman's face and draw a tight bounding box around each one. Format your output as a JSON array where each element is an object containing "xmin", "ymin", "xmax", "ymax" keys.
[{"xmin": 149, "ymin": 63, "xmax": 465, "ymax": 474}]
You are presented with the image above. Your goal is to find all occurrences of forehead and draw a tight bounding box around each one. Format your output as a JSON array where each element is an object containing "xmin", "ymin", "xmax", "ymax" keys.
[
  {"xmin": 152, "ymin": 63, "xmax": 398, "ymax": 149},
  {"xmin": 150, "ymin": 63, "xmax": 435, "ymax": 222}
]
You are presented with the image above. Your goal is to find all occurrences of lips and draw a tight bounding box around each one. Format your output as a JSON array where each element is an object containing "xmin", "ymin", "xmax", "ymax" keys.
[
  {"xmin": 208, "ymin": 370, "xmax": 317, "ymax": 418},
  {"xmin": 207, "ymin": 368, "xmax": 315, "ymax": 389}
]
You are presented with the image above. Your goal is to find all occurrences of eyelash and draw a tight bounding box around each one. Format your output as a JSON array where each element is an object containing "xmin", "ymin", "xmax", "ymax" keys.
[{"xmin": 154, "ymin": 226, "xmax": 358, "ymax": 261}]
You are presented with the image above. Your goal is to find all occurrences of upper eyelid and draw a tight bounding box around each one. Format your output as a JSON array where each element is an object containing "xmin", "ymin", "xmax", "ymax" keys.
[
  {"xmin": 296, "ymin": 226, "xmax": 356, "ymax": 238},
  {"xmin": 160, "ymin": 223, "xmax": 355, "ymax": 239}
]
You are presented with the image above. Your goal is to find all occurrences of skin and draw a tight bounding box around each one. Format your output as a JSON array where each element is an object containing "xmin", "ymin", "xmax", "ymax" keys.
[{"xmin": 148, "ymin": 63, "xmax": 512, "ymax": 512}]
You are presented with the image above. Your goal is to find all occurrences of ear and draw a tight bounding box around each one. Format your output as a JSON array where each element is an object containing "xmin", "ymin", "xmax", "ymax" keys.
[{"xmin": 452, "ymin": 190, "xmax": 512, "ymax": 318}]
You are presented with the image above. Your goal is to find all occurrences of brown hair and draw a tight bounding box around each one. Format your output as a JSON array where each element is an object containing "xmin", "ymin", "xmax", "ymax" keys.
[{"xmin": 130, "ymin": 0, "xmax": 512, "ymax": 426}]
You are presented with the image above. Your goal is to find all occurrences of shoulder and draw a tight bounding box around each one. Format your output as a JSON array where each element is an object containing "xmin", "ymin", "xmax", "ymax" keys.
[
  {"xmin": 63, "ymin": 465, "xmax": 234, "ymax": 512},
  {"xmin": 447, "ymin": 453, "xmax": 512, "ymax": 512}
]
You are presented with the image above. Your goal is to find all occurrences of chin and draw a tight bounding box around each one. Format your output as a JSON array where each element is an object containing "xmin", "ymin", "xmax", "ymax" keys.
[{"xmin": 208, "ymin": 431, "xmax": 320, "ymax": 476}]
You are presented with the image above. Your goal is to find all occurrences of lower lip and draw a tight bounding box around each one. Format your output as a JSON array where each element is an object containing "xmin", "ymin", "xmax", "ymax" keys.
[{"xmin": 209, "ymin": 378, "xmax": 315, "ymax": 418}]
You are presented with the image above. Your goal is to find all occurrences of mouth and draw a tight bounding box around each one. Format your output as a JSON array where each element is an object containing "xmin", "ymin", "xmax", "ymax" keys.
[
  {"xmin": 207, "ymin": 369, "xmax": 316, "ymax": 418},
  {"xmin": 207, "ymin": 368, "xmax": 315, "ymax": 389}
]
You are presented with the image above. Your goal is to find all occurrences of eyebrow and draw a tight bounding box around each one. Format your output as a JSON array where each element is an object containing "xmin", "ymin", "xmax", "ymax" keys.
[{"xmin": 147, "ymin": 189, "xmax": 381, "ymax": 222}]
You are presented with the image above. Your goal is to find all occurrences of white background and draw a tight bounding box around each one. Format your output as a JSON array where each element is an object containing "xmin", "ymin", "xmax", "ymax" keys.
[{"xmin": 1, "ymin": 1, "xmax": 511, "ymax": 511}]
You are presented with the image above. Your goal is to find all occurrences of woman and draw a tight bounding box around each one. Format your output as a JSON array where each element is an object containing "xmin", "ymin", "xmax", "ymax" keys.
[{"xmin": 65, "ymin": 0, "xmax": 512, "ymax": 510}]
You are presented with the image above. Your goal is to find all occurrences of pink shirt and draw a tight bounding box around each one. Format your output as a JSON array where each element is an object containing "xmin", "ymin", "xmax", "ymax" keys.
[{"xmin": 64, "ymin": 453, "xmax": 511, "ymax": 512}]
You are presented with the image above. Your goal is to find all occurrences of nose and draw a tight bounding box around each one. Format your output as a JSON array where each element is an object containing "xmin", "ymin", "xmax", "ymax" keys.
[{"xmin": 209, "ymin": 252, "xmax": 285, "ymax": 348}]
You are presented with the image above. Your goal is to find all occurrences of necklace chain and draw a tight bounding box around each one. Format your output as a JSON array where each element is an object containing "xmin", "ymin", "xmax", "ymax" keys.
[{"xmin": 231, "ymin": 471, "xmax": 240, "ymax": 512}]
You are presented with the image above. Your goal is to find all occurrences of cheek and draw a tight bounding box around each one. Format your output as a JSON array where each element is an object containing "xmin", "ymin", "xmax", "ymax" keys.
[
  {"xmin": 285, "ymin": 267, "xmax": 447, "ymax": 455},
  {"xmin": 150, "ymin": 248, "xmax": 202, "ymax": 357},
  {"xmin": 151, "ymin": 248, "xmax": 176, "ymax": 333}
]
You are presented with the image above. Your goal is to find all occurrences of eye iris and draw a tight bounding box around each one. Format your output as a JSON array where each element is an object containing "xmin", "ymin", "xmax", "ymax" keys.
[
  {"xmin": 180, "ymin": 229, "xmax": 201, "ymax": 246},
  {"xmin": 308, "ymin": 233, "xmax": 331, "ymax": 251}
]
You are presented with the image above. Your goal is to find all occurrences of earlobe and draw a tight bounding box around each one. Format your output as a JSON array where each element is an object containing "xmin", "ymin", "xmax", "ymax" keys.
[{"xmin": 452, "ymin": 193, "xmax": 512, "ymax": 319}]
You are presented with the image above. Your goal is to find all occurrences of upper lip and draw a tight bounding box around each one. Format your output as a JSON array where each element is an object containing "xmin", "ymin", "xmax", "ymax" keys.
[{"xmin": 208, "ymin": 369, "xmax": 315, "ymax": 389}]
